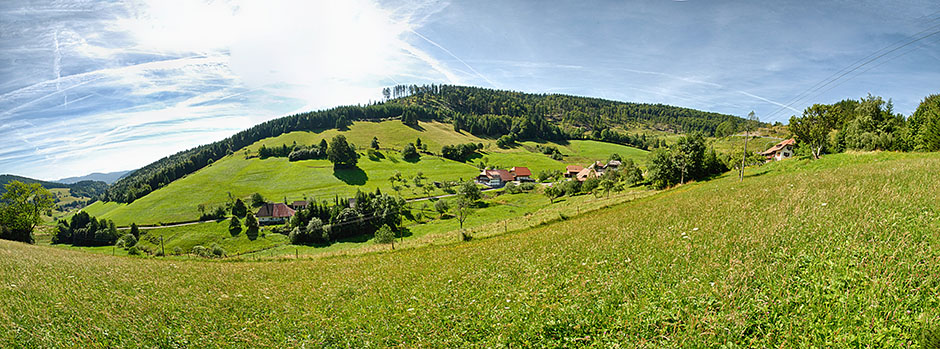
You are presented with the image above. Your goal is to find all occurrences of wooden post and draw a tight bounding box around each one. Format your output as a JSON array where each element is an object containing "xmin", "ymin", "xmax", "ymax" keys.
[{"xmin": 160, "ymin": 237, "xmax": 165, "ymax": 257}]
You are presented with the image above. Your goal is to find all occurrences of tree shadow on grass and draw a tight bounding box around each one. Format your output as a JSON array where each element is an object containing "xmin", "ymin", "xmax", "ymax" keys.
[
  {"xmin": 403, "ymin": 156, "xmax": 420, "ymax": 163},
  {"xmin": 405, "ymin": 123, "xmax": 426, "ymax": 131},
  {"xmin": 246, "ymin": 227, "xmax": 259, "ymax": 241},
  {"xmin": 333, "ymin": 166, "xmax": 368, "ymax": 185},
  {"xmin": 396, "ymin": 227, "xmax": 414, "ymax": 239},
  {"xmin": 335, "ymin": 233, "xmax": 372, "ymax": 244}
]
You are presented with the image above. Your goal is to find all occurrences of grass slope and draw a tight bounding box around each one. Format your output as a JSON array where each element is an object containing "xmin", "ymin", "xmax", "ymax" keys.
[
  {"xmin": 134, "ymin": 219, "xmax": 289, "ymax": 256},
  {"xmin": 85, "ymin": 120, "xmax": 646, "ymax": 226},
  {"xmin": 2, "ymin": 152, "xmax": 938, "ymax": 346}
]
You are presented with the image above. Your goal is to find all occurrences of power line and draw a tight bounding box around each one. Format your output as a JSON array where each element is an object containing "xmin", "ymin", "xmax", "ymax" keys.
[{"xmin": 766, "ymin": 15, "xmax": 940, "ymax": 121}]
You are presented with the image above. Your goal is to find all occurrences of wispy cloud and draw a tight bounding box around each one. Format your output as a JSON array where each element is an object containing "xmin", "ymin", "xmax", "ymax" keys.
[{"xmin": 0, "ymin": 0, "xmax": 462, "ymax": 179}]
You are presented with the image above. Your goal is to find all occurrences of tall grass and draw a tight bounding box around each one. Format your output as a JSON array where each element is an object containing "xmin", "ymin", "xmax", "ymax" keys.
[{"xmin": 2, "ymin": 152, "xmax": 938, "ymax": 346}]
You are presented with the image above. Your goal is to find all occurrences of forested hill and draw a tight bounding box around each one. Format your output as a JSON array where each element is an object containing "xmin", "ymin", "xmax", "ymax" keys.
[
  {"xmin": 392, "ymin": 85, "xmax": 755, "ymax": 136},
  {"xmin": 0, "ymin": 174, "xmax": 107, "ymax": 198},
  {"xmin": 104, "ymin": 84, "xmax": 760, "ymax": 204}
]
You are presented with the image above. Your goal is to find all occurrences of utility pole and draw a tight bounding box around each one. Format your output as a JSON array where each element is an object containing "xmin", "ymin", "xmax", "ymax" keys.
[
  {"xmin": 740, "ymin": 111, "xmax": 758, "ymax": 181},
  {"xmin": 160, "ymin": 236, "xmax": 165, "ymax": 257}
]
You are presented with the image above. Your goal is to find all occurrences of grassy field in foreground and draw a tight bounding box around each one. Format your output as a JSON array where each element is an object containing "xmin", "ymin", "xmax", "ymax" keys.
[{"xmin": 7, "ymin": 153, "xmax": 937, "ymax": 346}]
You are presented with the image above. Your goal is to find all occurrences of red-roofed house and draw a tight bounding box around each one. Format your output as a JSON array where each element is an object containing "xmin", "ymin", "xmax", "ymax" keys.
[
  {"xmin": 477, "ymin": 169, "xmax": 513, "ymax": 187},
  {"xmin": 256, "ymin": 203, "xmax": 296, "ymax": 224},
  {"xmin": 510, "ymin": 166, "xmax": 533, "ymax": 182},
  {"xmin": 290, "ymin": 200, "xmax": 308, "ymax": 210},
  {"xmin": 760, "ymin": 138, "xmax": 796, "ymax": 161}
]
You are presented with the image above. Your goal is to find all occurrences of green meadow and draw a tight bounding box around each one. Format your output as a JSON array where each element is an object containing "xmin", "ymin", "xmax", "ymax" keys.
[
  {"xmin": 83, "ymin": 120, "xmax": 646, "ymax": 226},
  {"xmin": 3, "ymin": 151, "xmax": 938, "ymax": 346}
]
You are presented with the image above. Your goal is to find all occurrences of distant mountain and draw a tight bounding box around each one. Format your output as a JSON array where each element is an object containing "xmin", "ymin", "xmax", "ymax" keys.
[
  {"xmin": 57, "ymin": 170, "xmax": 130, "ymax": 185},
  {"xmin": 0, "ymin": 174, "xmax": 108, "ymax": 198}
]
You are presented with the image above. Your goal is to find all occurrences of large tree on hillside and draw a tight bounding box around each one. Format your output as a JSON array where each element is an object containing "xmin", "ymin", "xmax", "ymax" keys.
[
  {"xmin": 790, "ymin": 104, "xmax": 837, "ymax": 159},
  {"xmin": 327, "ymin": 135, "xmax": 359, "ymax": 168},
  {"xmin": 0, "ymin": 180, "xmax": 55, "ymax": 243}
]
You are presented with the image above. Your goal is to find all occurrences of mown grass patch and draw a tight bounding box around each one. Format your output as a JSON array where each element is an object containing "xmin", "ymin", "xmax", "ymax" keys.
[{"xmin": 134, "ymin": 219, "xmax": 289, "ymax": 257}]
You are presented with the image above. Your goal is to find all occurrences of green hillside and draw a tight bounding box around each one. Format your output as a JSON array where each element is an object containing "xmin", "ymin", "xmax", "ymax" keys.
[
  {"xmin": 3, "ymin": 151, "xmax": 937, "ymax": 346},
  {"xmin": 104, "ymin": 85, "xmax": 752, "ymax": 204},
  {"xmin": 84, "ymin": 120, "xmax": 647, "ymax": 226}
]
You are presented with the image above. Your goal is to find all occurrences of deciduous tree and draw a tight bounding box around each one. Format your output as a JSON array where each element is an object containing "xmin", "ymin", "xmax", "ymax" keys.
[{"xmin": 0, "ymin": 180, "xmax": 55, "ymax": 243}]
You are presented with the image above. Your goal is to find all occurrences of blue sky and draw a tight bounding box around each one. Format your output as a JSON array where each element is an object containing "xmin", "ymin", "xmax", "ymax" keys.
[{"xmin": 1, "ymin": 0, "xmax": 939, "ymax": 180}]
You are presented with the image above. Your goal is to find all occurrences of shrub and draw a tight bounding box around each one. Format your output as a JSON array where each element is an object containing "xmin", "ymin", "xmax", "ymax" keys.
[
  {"xmin": 434, "ymin": 199, "xmax": 450, "ymax": 217},
  {"xmin": 461, "ymin": 230, "xmax": 473, "ymax": 242},
  {"xmin": 211, "ymin": 244, "xmax": 225, "ymax": 257},
  {"xmin": 127, "ymin": 246, "xmax": 141, "ymax": 255},
  {"xmin": 173, "ymin": 246, "xmax": 183, "ymax": 255},
  {"xmin": 520, "ymin": 182, "xmax": 537, "ymax": 191},
  {"xmin": 229, "ymin": 217, "xmax": 241, "ymax": 234},
  {"xmin": 496, "ymin": 134, "xmax": 515, "ymax": 148},
  {"xmin": 402, "ymin": 143, "xmax": 419, "ymax": 160},
  {"xmin": 117, "ymin": 233, "xmax": 137, "ymax": 249},
  {"xmin": 250, "ymin": 193, "xmax": 265, "ymax": 207},
  {"xmin": 374, "ymin": 224, "xmax": 395, "ymax": 244},
  {"xmin": 191, "ymin": 245, "xmax": 210, "ymax": 257},
  {"xmin": 155, "ymin": 249, "xmax": 164, "ymax": 257}
]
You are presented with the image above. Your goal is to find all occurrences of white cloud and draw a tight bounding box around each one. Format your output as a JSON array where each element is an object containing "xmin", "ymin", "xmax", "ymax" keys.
[{"xmin": 1, "ymin": 0, "xmax": 461, "ymax": 179}]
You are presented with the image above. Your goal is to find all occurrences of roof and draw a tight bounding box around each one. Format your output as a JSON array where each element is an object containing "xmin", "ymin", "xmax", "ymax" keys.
[
  {"xmin": 291, "ymin": 200, "xmax": 308, "ymax": 206},
  {"xmin": 760, "ymin": 138, "xmax": 796, "ymax": 156},
  {"xmin": 566, "ymin": 165, "xmax": 583, "ymax": 173},
  {"xmin": 607, "ymin": 160, "xmax": 622, "ymax": 167},
  {"xmin": 594, "ymin": 161, "xmax": 607, "ymax": 169},
  {"xmin": 576, "ymin": 168, "xmax": 597, "ymax": 181},
  {"xmin": 510, "ymin": 166, "xmax": 532, "ymax": 177},
  {"xmin": 480, "ymin": 169, "xmax": 514, "ymax": 182},
  {"xmin": 256, "ymin": 203, "xmax": 296, "ymax": 218}
]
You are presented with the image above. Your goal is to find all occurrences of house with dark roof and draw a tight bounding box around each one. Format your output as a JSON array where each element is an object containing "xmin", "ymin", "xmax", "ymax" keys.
[
  {"xmin": 760, "ymin": 138, "xmax": 796, "ymax": 161},
  {"xmin": 256, "ymin": 203, "xmax": 296, "ymax": 224}
]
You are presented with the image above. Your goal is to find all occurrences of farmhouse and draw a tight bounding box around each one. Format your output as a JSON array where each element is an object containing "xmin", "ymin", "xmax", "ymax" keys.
[
  {"xmin": 477, "ymin": 169, "xmax": 514, "ymax": 187},
  {"xmin": 575, "ymin": 167, "xmax": 600, "ymax": 182},
  {"xmin": 565, "ymin": 165, "xmax": 584, "ymax": 178},
  {"xmin": 510, "ymin": 166, "xmax": 533, "ymax": 182},
  {"xmin": 760, "ymin": 138, "xmax": 796, "ymax": 161},
  {"xmin": 255, "ymin": 202, "xmax": 296, "ymax": 224},
  {"xmin": 290, "ymin": 200, "xmax": 308, "ymax": 210}
]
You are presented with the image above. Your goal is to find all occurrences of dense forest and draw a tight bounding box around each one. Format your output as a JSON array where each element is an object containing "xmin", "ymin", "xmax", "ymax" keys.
[{"xmin": 104, "ymin": 85, "xmax": 757, "ymax": 203}]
